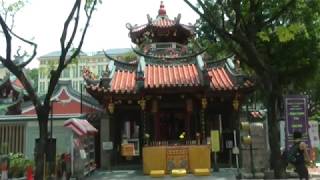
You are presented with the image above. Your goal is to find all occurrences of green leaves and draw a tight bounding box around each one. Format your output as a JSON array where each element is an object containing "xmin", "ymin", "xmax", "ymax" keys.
[
  {"xmin": 275, "ymin": 23, "xmax": 306, "ymax": 42},
  {"xmin": 258, "ymin": 23, "xmax": 307, "ymax": 42},
  {"xmin": 6, "ymin": 0, "xmax": 25, "ymax": 13},
  {"xmin": 257, "ymin": 31, "xmax": 270, "ymax": 42},
  {"xmin": 8, "ymin": 153, "xmax": 34, "ymax": 178}
]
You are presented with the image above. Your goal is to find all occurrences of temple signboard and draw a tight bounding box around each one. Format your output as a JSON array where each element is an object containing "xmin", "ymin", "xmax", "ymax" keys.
[{"xmin": 285, "ymin": 95, "xmax": 310, "ymax": 148}]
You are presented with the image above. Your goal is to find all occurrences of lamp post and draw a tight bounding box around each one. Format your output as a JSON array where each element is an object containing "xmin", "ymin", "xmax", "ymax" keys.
[
  {"xmin": 50, "ymin": 101, "xmax": 53, "ymax": 139},
  {"xmin": 50, "ymin": 99, "xmax": 59, "ymax": 138},
  {"xmin": 49, "ymin": 98, "xmax": 59, "ymax": 178}
]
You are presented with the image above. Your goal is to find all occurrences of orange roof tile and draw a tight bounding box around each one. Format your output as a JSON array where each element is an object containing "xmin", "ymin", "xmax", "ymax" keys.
[
  {"xmin": 110, "ymin": 70, "xmax": 136, "ymax": 93},
  {"xmin": 152, "ymin": 18, "xmax": 175, "ymax": 28},
  {"xmin": 145, "ymin": 64, "xmax": 200, "ymax": 88},
  {"xmin": 207, "ymin": 67, "xmax": 235, "ymax": 90}
]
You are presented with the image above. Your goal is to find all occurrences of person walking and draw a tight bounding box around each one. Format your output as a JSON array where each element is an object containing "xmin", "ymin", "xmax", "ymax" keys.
[{"xmin": 291, "ymin": 131, "xmax": 310, "ymax": 180}]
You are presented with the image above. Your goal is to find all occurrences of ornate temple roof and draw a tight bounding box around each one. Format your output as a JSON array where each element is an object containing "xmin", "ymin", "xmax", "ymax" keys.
[
  {"xmin": 109, "ymin": 70, "xmax": 136, "ymax": 93},
  {"xmin": 0, "ymin": 72, "xmax": 26, "ymax": 115},
  {"xmin": 127, "ymin": 1, "xmax": 195, "ymax": 45},
  {"xmin": 21, "ymin": 80, "xmax": 102, "ymax": 115},
  {"xmin": 144, "ymin": 64, "xmax": 200, "ymax": 88},
  {"xmin": 84, "ymin": 55, "xmax": 254, "ymax": 97},
  {"xmin": 83, "ymin": 2, "xmax": 254, "ymax": 99}
]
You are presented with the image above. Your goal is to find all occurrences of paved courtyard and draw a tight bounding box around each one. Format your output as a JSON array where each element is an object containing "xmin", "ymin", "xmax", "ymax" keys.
[
  {"xmin": 83, "ymin": 168, "xmax": 320, "ymax": 179},
  {"xmin": 84, "ymin": 168, "xmax": 239, "ymax": 180}
]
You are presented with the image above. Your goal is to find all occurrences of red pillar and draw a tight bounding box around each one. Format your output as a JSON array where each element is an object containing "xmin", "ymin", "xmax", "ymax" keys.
[
  {"xmin": 152, "ymin": 100, "xmax": 160, "ymax": 141},
  {"xmin": 185, "ymin": 112, "xmax": 191, "ymax": 140},
  {"xmin": 186, "ymin": 99, "xmax": 193, "ymax": 140}
]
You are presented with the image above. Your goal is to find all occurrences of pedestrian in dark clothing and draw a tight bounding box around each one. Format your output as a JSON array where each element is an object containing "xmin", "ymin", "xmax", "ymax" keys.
[{"xmin": 292, "ymin": 131, "xmax": 310, "ymax": 180}]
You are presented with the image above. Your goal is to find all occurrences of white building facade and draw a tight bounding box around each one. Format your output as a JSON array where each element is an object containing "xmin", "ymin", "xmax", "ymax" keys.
[{"xmin": 38, "ymin": 48, "xmax": 132, "ymax": 94}]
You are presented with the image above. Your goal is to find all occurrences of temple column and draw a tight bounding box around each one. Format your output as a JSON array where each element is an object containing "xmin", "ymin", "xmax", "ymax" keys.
[
  {"xmin": 100, "ymin": 101, "xmax": 114, "ymax": 170},
  {"xmin": 186, "ymin": 99, "xmax": 193, "ymax": 139},
  {"xmin": 100, "ymin": 112, "xmax": 111, "ymax": 170},
  {"xmin": 185, "ymin": 113, "xmax": 191, "ymax": 140},
  {"xmin": 201, "ymin": 97, "xmax": 208, "ymax": 143},
  {"xmin": 138, "ymin": 98, "xmax": 146, "ymax": 154},
  {"xmin": 152, "ymin": 100, "xmax": 160, "ymax": 140}
]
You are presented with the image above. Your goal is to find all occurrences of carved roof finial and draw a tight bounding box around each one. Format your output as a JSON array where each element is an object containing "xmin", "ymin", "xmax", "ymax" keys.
[{"xmin": 158, "ymin": 1, "xmax": 166, "ymax": 16}]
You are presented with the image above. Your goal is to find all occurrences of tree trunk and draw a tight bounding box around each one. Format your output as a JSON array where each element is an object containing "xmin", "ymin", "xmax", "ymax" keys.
[
  {"xmin": 35, "ymin": 111, "xmax": 49, "ymax": 180},
  {"xmin": 267, "ymin": 92, "xmax": 285, "ymax": 178}
]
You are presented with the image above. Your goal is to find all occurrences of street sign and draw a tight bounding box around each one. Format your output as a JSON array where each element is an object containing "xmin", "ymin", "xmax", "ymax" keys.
[
  {"xmin": 102, "ymin": 141, "xmax": 113, "ymax": 150},
  {"xmin": 226, "ymin": 140, "xmax": 233, "ymax": 149},
  {"xmin": 211, "ymin": 130, "xmax": 220, "ymax": 152},
  {"xmin": 284, "ymin": 95, "xmax": 310, "ymax": 148}
]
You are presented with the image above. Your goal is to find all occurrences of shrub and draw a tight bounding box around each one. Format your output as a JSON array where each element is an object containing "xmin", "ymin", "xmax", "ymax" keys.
[{"xmin": 8, "ymin": 153, "xmax": 34, "ymax": 178}]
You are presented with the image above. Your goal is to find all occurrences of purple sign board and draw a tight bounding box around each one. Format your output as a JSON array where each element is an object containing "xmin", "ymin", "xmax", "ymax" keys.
[{"xmin": 285, "ymin": 95, "xmax": 310, "ymax": 148}]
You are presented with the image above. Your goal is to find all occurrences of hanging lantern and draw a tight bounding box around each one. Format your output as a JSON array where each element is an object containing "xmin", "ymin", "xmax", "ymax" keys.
[
  {"xmin": 173, "ymin": 30, "xmax": 177, "ymax": 37},
  {"xmin": 138, "ymin": 98, "xmax": 146, "ymax": 110},
  {"xmin": 201, "ymin": 97, "xmax": 207, "ymax": 109},
  {"xmin": 233, "ymin": 94, "xmax": 240, "ymax": 111},
  {"xmin": 151, "ymin": 100, "xmax": 158, "ymax": 113},
  {"xmin": 108, "ymin": 102, "xmax": 114, "ymax": 114},
  {"xmin": 240, "ymin": 121, "xmax": 250, "ymax": 131},
  {"xmin": 242, "ymin": 135, "xmax": 252, "ymax": 145}
]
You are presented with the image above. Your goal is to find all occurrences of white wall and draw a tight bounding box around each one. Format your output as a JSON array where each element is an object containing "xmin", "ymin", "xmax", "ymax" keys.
[{"xmin": 25, "ymin": 120, "xmax": 73, "ymax": 160}]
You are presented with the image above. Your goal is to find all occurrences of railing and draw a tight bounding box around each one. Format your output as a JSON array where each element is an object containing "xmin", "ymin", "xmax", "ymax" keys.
[
  {"xmin": 0, "ymin": 123, "xmax": 25, "ymax": 154},
  {"xmin": 143, "ymin": 42, "xmax": 189, "ymax": 58},
  {"xmin": 149, "ymin": 42, "xmax": 186, "ymax": 50},
  {"xmin": 0, "ymin": 98, "xmax": 13, "ymax": 104}
]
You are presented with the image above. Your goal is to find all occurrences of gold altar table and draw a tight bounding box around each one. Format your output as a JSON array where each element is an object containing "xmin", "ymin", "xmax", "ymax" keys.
[{"xmin": 142, "ymin": 145, "xmax": 211, "ymax": 174}]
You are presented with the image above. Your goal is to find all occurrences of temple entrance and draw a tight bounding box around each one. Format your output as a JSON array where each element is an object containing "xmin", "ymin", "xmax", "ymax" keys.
[
  {"xmin": 111, "ymin": 107, "xmax": 142, "ymax": 169},
  {"xmin": 159, "ymin": 110, "xmax": 185, "ymax": 141},
  {"xmin": 206, "ymin": 105, "xmax": 236, "ymax": 168}
]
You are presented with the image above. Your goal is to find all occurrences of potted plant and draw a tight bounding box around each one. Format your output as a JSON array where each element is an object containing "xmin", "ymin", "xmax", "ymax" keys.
[{"xmin": 8, "ymin": 153, "xmax": 34, "ymax": 178}]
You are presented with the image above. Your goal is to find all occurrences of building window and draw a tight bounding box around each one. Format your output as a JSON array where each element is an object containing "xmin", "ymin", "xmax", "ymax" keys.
[
  {"xmin": 72, "ymin": 66, "xmax": 79, "ymax": 78},
  {"xmin": 39, "ymin": 69, "xmax": 46, "ymax": 79},
  {"xmin": 98, "ymin": 65, "xmax": 104, "ymax": 77},
  {"xmin": 40, "ymin": 82, "xmax": 45, "ymax": 93},
  {"xmin": 80, "ymin": 66, "xmax": 84, "ymax": 76},
  {"xmin": 72, "ymin": 81, "xmax": 78, "ymax": 90},
  {"xmin": 62, "ymin": 67, "xmax": 70, "ymax": 78}
]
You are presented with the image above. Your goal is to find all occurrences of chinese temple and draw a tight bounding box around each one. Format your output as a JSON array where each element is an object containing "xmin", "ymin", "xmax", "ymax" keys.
[
  {"xmin": 0, "ymin": 68, "xmax": 29, "ymax": 115},
  {"xmin": 84, "ymin": 2, "xmax": 254, "ymax": 175}
]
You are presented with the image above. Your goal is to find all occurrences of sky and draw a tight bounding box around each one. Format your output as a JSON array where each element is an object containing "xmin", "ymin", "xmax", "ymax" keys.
[{"xmin": 8, "ymin": 0, "xmax": 199, "ymax": 68}]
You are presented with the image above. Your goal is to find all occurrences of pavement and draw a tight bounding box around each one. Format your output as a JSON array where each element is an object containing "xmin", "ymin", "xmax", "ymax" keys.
[
  {"xmin": 84, "ymin": 168, "xmax": 239, "ymax": 180},
  {"xmin": 83, "ymin": 168, "xmax": 320, "ymax": 180}
]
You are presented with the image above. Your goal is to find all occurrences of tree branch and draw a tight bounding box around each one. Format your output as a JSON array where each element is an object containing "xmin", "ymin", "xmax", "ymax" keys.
[
  {"xmin": 231, "ymin": 0, "xmax": 242, "ymax": 34},
  {"xmin": 1, "ymin": 8, "xmax": 41, "ymax": 112},
  {"xmin": 59, "ymin": 0, "xmax": 80, "ymax": 59},
  {"xmin": 46, "ymin": 0, "xmax": 98, "ymax": 106},
  {"xmin": 64, "ymin": 0, "xmax": 98, "ymax": 67},
  {"xmin": 5, "ymin": 28, "xmax": 38, "ymax": 68},
  {"xmin": 185, "ymin": 0, "xmax": 235, "ymax": 41},
  {"xmin": 45, "ymin": 0, "xmax": 81, "ymax": 107},
  {"xmin": 43, "ymin": 0, "xmax": 81, "ymax": 106},
  {"xmin": 0, "ymin": 14, "xmax": 12, "ymax": 61},
  {"xmin": 64, "ymin": 1, "xmax": 81, "ymax": 56},
  {"xmin": 263, "ymin": 0, "xmax": 296, "ymax": 26},
  {"xmin": 217, "ymin": 0, "xmax": 225, "ymax": 31},
  {"xmin": 0, "ymin": 52, "xmax": 41, "ymax": 112}
]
